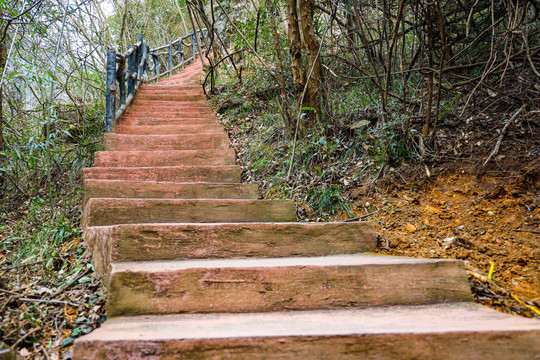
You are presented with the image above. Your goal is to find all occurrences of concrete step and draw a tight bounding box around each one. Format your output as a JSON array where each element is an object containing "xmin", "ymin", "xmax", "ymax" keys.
[
  {"xmin": 103, "ymin": 133, "xmax": 228, "ymax": 151},
  {"xmin": 85, "ymin": 222, "xmax": 376, "ymax": 274},
  {"xmin": 137, "ymin": 93, "xmax": 205, "ymax": 101},
  {"xmin": 93, "ymin": 149, "xmax": 235, "ymax": 167},
  {"xmin": 123, "ymin": 110, "xmax": 215, "ymax": 118},
  {"xmin": 137, "ymin": 88, "xmax": 204, "ymax": 95},
  {"xmin": 83, "ymin": 165, "xmax": 241, "ymax": 182},
  {"xmin": 104, "ymin": 254, "xmax": 472, "ymax": 316},
  {"xmin": 138, "ymin": 84, "xmax": 202, "ymax": 91},
  {"xmin": 131, "ymin": 100, "xmax": 207, "ymax": 107},
  {"xmin": 119, "ymin": 117, "xmax": 219, "ymax": 126},
  {"xmin": 83, "ymin": 198, "xmax": 297, "ymax": 227},
  {"xmin": 83, "ymin": 180, "xmax": 258, "ymax": 206},
  {"xmin": 72, "ymin": 303, "xmax": 540, "ymax": 359},
  {"xmin": 136, "ymin": 90, "xmax": 204, "ymax": 96},
  {"xmin": 113, "ymin": 124, "xmax": 224, "ymax": 135}
]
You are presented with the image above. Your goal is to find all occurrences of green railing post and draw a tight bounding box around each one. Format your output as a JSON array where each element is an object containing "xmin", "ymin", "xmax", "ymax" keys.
[
  {"xmin": 191, "ymin": 33, "xmax": 195, "ymax": 59},
  {"xmin": 178, "ymin": 39, "xmax": 183, "ymax": 63},
  {"xmin": 168, "ymin": 41, "xmax": 172, "ymax": 74},
  {"xmin": 127, "ymin": 44, "xmax": 136, "ymax": 96},
  {"xmin": 105, "ymin": 50, "xmax": 116, "ymax": 133},
  {"xmin": 118, "ymin": 59, "xmax": 126, "ymax": 107}
]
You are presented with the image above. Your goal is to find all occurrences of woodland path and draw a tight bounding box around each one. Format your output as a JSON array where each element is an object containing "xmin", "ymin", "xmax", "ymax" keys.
[{"xmin": 73, "ymin": 60, "xmax": 540, "ymax": 359}]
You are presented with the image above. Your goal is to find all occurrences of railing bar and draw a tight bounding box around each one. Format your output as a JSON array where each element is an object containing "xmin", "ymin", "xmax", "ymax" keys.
[
  {"xmin": 151, "ymin": 51, "xmax": 169, "ymax": 57},
  {"xmin": 114, "ymin": 80, "xmax": 140, "ymax": 122},
  {"xmin": 106, "ymin": 29, "xmax": 206, "ymax": 131}
]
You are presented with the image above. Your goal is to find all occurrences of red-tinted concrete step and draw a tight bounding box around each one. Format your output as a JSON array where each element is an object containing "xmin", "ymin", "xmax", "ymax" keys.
[
  {"xmin": 119, "ymin": 117, "xmax": 219, "ymax": 126},
  {"xmin": 83, "ymin": 180, "xmax": 258, "ymax": 206},
  {"xmin": 85, "ymin": 222, "xmax": 376, "ymax": 274},
  {"xmin": 137, "ymin": 88, "xmax": 203, "ymax": 93},
  {"xmin": 103, "ymin": 133, "xmax": 228, "ymax": 151},
  {"xmin": 125, "ymin": 108, "xmax": 213, "ymax": 117},
  {"xmin": 73, "ymin": 303, "xmax": 540, "ymax": 360},
  {"xmin": 83, "ymin": 165, "xmax": 240, "ymax": 182},
  {"xmin": 139, "ymin": 84, "xmax": 202, "ymax": 91},
  {"xmin": 83, "ymin": 198, "xmax": 296, "ymax": 227},
  {"xmin": 105, "ymin": 255, "xmax": 472, "ymax": 316},
  {"xmin": 124, "ymin": 110, "xmax": 214, "ymax": 118},
  {"xmin": 137, "ymin": 94, "xmax": 205, "ymax": 101},
  {"xmin": 113, "ymin": 124, "xmax": 224, "ymax": 135},
  {"xmin": 94, "ymin": 149, "xmax": 234, "ymax": 167},
  {"xmin": 131, "ymin": 100, "xmax": 208, "ymax": 107}
]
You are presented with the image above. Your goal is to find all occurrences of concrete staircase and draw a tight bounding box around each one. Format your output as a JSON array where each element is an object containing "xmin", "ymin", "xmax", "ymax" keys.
[{"xmin": 73, "ymin": 60, "xmax": 540, "ymax": 359}]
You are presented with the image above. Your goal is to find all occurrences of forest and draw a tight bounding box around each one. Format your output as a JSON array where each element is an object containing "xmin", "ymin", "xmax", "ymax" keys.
[{"xmin": 0, "ymin": 0, "xmax": 539, "ymax": 358}]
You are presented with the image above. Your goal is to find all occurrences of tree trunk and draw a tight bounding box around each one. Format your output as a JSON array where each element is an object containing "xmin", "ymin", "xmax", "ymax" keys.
[
  {"xmin": 267, "ymin": 0, "xmax": 293, "ymax": 134},
  {"xmin": 297, "ymin": 0, "xmax": 321, "ymax": 129},
  {"xmin": 0, "ymin": 38, "xmax": 6, "ymax": 152},
  {"xmin": 288, "ymin": 0, "xmax": 304, "ymax": 102}
]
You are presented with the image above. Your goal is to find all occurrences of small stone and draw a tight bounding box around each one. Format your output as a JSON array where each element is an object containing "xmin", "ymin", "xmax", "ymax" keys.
[
  {"xmin": 443, "ymin": 237, "xmax": 455, "ymax": 244},
  {"xmin": 404, "ymin": 224, "xmax": 416, "ymax": 233},
  {"xmin": 389, "ymin": 238, "xmax": 401, "ymax": 248}
]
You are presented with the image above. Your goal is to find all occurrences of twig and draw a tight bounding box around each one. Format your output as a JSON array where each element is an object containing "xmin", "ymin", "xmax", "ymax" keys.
[
  {"xmin": 467, "ymin": 270, "xmax": 509, "ymax": 295},
  {"xmin": 49, "ymin": 268, "xmax": 91, "ymax": 299},
  {"xmin": 481, "ymin": 106, "xmax": 525, "ymax": 169},
  {"xmin": 343, "ymin": 211, "xmax": 379, "ymax": 222},
  {"xmin": 40, "ymin": 344, "xmax": 52, "ymax": 360},
  {"xmin": 0, "ymin": 288, "xmax": 22, "ymax": 296},
  {"xmin": 12, "ymin": 328, "xmax": 40, "ymax": 349},
  {"xmin": 18, "ymin": 298, "xmax": 79, "ymax": 307},
  {"xmin": 0, "ymin": 261, "xmax": 45, "ymax": 272},
  {"xmin": 512, "ymin": 229, "xmax": 540, "ymax": 235},
  {"xmin": 202, "ymin": 49, "xmax": 245, "ymax": 94},
  {"xmin": 522, "ymin": 31, "xmax": 540, "ymax": 79}
]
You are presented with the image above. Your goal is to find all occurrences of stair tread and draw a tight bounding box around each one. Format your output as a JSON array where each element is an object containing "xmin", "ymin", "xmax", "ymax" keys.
[
  {"xmin": 85, "ymin": 222, "xmax": 375, "ymax": 274},
  {"xmin": 85, "ymin": 165, "xmax": 241, "ymax": 173},
  {"xmin": 112, "ymin": 253, "xmax": 458, "ymax": 273},
  {"xmin": 93, "ymin": 150, "xmax": 235, "ymax": 166},
  {"xmin": 76, "ymin": 303, "xmax": 540, "ymax": 342},
  {"xmin": 83, "ymin": 198, "xmax": 297, "ymax": 227},
  {"xmin": 83, "ymin": 166, "xmax": 241, "ymax": 183}
]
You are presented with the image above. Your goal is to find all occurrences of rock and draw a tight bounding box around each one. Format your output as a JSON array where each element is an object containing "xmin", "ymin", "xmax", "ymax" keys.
[
  {"xmin": 389, "ymin": 238, "xmax": 401, "ymax": 248},
  {"xmin": 443, "ymin": 237, "xmax": 455, "ymax": 244},
  {"xmin": 404, "ymin": 224, "xmax": 416, "ymax": 233},
  {"xmin": 218, "ymin": 98, "xmax": 244, "ymax": 112}
]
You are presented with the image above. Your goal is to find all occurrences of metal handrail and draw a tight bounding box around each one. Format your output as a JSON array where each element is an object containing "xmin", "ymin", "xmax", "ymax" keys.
[{"xmin": 105, "ymin": 31, "xmax": 207, "ymax": 132}]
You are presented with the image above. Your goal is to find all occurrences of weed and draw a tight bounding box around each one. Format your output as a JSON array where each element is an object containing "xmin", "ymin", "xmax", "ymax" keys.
[{"xmin": 305, "ymin": 185, "xmax": 354, "ymax": 218}]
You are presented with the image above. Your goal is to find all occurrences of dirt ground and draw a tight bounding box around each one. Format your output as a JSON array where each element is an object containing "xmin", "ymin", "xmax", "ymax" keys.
[
  {"xmin": 344, "ymin": 110, "xmax": 540, "ymax": 318},
  {"xmin": 351, "ymin": 170, "xmax": 540, "ymax": 317}
]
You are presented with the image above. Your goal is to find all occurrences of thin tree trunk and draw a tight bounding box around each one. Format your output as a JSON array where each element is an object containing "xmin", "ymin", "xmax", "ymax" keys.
[
  {"xmin": 288, "ymin": 0, "xmax": 304, "ymax": 102},
  {"xmin": 0, "ymin": 39, "xmax": 5, "ymax": 152},
  {"xmin": 119, "ymin": 0, "xmax": 129, "ymax": 48},
  {"xmin": 297, "ymin": 0, "xmax": 322, "ymax": 128},
  {"xmin": 266, "ymin": 0, "xmax": 293, "ymax": 134},
  {"xmin": 424, "ymin": 3, "xmax": 434, "ymax": 137},
  {"xmin": 186, "ymin": 0, "xmax": 205, "ymax": 67}
]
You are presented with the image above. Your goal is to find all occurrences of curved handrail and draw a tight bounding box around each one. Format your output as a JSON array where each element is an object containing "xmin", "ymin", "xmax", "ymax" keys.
[{"xmin": 105, "ymin": 31, "xmax": 207, "ymax": 132}]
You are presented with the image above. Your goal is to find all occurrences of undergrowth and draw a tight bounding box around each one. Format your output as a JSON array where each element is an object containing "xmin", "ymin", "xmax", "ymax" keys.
[
  {"xmin": 0, "ymin": 104, "xmax": 106, "ymax": 357},
  {"xmin": 213, "ymin": 67, "xmax": 424, "ymax": 220}
]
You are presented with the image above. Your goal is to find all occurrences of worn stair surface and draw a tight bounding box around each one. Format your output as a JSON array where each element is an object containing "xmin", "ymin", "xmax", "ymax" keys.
[{"xmin": 74, "ymin": 59, "xmax": 540, "ymax": 359}]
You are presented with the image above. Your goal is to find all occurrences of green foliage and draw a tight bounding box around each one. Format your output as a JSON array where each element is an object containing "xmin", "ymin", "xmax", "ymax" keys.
[{"xmin": 306, "ymin": 185, "xmax": 353, "ymax": 218}]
